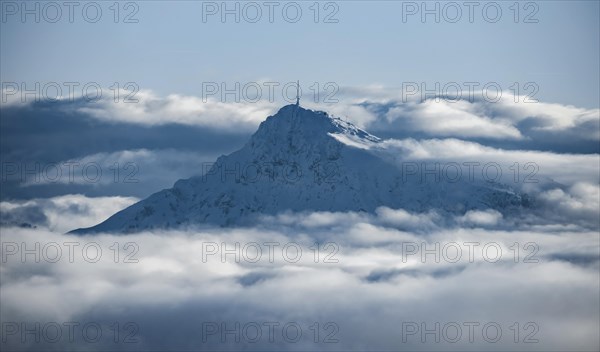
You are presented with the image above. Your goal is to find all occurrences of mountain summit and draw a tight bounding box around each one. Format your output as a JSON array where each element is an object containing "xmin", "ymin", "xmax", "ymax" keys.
[{"xmin": 72, "ymin": 105, "xmax": 528, "ymax": 233}]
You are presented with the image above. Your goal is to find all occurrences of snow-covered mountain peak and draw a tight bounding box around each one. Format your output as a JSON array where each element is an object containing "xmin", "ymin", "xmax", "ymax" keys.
[
  {"xmin": 71, "ymin": 104, "xmax": 530, "ymax": 233},
  {"xmin": 249, "ymin": 104, "xmax": 380, "ymax": 152}
]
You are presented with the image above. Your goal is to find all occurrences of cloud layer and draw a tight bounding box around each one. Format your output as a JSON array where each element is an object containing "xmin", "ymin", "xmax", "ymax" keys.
[{"xmin": 1, "ymin": 211, "xmax": 598, "ymax": 351}]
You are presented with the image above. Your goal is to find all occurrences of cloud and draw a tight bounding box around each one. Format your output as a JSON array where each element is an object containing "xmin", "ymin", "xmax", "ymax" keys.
[
  {"xmin": 375, "ymin": 207, "xmax": 439, "ymax": 229},
  {"xmin": 328, "ymin": 87, "xmax": 600, "ymax": 153},
  {"xmin": 10, "ymin": 148, "xmax": 219, "ymax": 198},
  {"xmin": 0, "ymin": 216, "xmax": 598, "ymax": 351},
  {"xmin": 0, "ymin": 102, "xmax": 249, "ymax": 200},
  {"xmin": 77, "ymin": 90, "xmax": 279, "ymax": 131},
  {"xmin": 0, "ymin": 202, "xmax": 47, "ymax": 229},
  {"xmin": 536, "ymin": 182, "xmax": 600, "ymax": 228},
  {"xmin": 315, "ymin": 87, "xmax": 597, "ymax": 154},
  {"xmin": 457, "ymin": 209, "xmax": 503, "ymax": 226},
  {"xmin": 262, "ymin": 210, "xmax": 369, "ymax": 228},
  {"xmin": 385, "ymin": 99, "xmax": 524, "ymax": 140},
  {"xmin": 5, "ymin": 86, "xmax": 598, "ymax": 151},
  {"xmin": 1, "ymin": 88, "xmax": 278, "ymax": 132},
  {"xmin": 0, "ymin": 195, "xmax": 138, "ymax": 233},
  {"xmin": 376, "ymin": 137, "xmax": 599, "ymax": 187}
]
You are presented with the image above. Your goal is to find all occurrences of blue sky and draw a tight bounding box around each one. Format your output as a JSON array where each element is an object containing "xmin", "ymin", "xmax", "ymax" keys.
[{"xmin": 2, "ymin": 0, "xmax": 599, "ymax": 108}]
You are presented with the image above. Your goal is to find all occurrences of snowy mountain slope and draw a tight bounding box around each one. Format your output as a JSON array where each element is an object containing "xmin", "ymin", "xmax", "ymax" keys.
[{"xmin": 72, "ymin": 104, "xmax": 530, "ymax": 233}]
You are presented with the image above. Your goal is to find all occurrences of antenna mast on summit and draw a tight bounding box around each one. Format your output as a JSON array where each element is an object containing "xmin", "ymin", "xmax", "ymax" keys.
[{"xmin": 295, "ymin": 80, "xmax": 300, "ymax": 106}]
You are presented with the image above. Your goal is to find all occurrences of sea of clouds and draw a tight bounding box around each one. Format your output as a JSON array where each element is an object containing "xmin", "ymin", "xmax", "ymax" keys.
[
  {"xmin": 1, "ymin": 87, "xmax": 599, "ymax": 351},
  {"xmin": 1, "ymin": 199, "xmax": 599, "ymax": 351}
]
